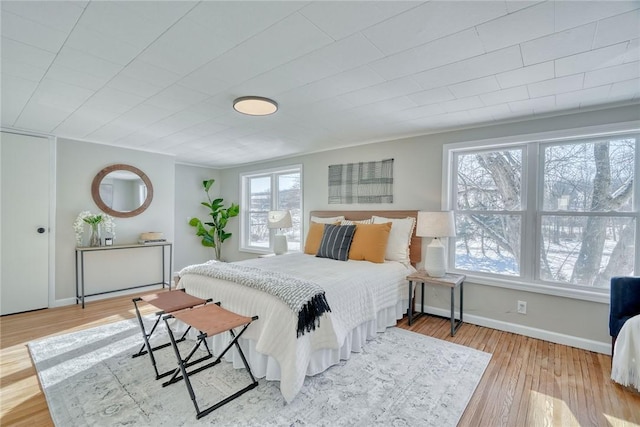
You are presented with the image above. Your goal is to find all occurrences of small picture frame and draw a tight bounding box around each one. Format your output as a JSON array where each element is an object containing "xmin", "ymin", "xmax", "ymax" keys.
[{"xmin": 105, "ymin": 237, "xmax": 113, "ymax": 246}]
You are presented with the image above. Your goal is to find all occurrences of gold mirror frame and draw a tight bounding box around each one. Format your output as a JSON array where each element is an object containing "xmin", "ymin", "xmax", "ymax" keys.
[{"xmin": 91, "ymin": 164, "xmax": 153, "ymax": 218}]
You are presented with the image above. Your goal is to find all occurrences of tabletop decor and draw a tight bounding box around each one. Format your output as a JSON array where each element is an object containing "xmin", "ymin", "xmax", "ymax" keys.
[{"xmin": 74, "ymin": 211, "xmax": 116, "ymax": 247}]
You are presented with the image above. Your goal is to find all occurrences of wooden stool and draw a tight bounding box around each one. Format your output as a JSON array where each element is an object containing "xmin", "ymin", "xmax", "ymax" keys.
[
  {"xmin": 132, "ymin": 290, "xmax": 212, "ymax": 380},
  {"xmin": 162, "ymin": 303, "xmax": 259, "ymax": 420}
]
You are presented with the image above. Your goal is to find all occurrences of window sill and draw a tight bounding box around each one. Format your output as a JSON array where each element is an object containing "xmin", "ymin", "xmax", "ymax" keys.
[{"xmin": 452, "ymin": 271, "xmax": 610, "ymax": 304}]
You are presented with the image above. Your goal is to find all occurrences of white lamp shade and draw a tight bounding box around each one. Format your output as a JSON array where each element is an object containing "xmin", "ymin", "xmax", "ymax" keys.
[
  {"xmin": 267, "ymin": 210, "xmax": 292, "ymax": 229},
  {"xmin": 416, "ymin": 211, "xmax": 456, "ymax": 237}
]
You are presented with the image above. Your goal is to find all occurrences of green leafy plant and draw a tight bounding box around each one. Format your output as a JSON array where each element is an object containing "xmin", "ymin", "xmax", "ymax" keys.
[{"xmin": 189, "ymin": 179, "xmax": 240, "ymax": 260}]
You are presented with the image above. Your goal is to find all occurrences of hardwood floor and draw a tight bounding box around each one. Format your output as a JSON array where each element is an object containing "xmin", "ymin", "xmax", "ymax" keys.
[{"xmin": 1, "ymin": 293, "xmax": 638, "ymax": 426}]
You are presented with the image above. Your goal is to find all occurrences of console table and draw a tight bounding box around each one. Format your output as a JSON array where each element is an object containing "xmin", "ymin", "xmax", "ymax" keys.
[{"xmin": 75, "ymin": 242, "xmax": 172, "ymax": 308}]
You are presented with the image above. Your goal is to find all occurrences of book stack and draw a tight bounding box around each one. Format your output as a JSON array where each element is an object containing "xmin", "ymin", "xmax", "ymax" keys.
[{"xmin": 139, "ymin": 232, "xmax": 166, "ymax": 244}]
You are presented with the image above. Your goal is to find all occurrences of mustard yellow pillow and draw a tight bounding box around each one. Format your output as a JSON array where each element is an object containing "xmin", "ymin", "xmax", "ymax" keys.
[
  {"xmin": 348, "ymin": 222, "xmax": 392, "ymax": 263},
  {"xmin": 304, "ymin": 222, "xmax": 339, "ymax": 254}
]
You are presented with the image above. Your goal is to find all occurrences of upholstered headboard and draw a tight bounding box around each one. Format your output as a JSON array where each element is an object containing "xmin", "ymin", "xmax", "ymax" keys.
[{"xmin": 308, "ymin": 210, "xmax": 421, "ymax": 267}]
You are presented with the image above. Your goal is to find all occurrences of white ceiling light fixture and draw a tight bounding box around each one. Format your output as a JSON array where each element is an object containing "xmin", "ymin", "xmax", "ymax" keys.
[{"xmin": 233, "ymin": 96, "xmax": 278, "ymax": 116}]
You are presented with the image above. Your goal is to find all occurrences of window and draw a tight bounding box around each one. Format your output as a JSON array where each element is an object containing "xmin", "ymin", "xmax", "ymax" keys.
[
  {"xmin": 446, "ymin": 128, "xmax": 638, "ymax": 297},
  {"xmin": 240, "ymin": 165, "xmax": 302, "ymax": 253}
]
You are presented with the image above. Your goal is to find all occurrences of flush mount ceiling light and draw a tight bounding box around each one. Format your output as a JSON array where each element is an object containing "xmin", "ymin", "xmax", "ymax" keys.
[{"xmin": 233, "ymin": 96, "xmax": 278, "ymax": 116}]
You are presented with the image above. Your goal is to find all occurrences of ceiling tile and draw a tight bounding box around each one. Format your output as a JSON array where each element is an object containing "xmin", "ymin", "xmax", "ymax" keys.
[
  {"xmin": 65, "ymin": 24, "xmax": 143, "ymax": 66},
  {"xmin": 186, "ymin": 1, "xmax": 306, "ymax": 46},
  {"xmin": 14, "ymin": 101, "xmax": 71, "ymax": 132},
  {"xmin": 555, "ymin": 42, "xmax": 629, "ymax": 77},
  {"xmin": 120, "ymin": 59, "xmax": 181, "ymax": 88},
  {"xmin": 1, "ymin": 57, "xmax": 47, "ymax": 82},
  {"xmin": 206, "ymin": 12, "xmax": 333, "ymax": 83},
  {"xmin": 476, "ymin": 2, "xmax": 554, "ymax": 52},
  {"xmin": 408, "ymin": 87, "xmax": 455, "ymax": 106},
  {"xmin": 85, "ymin": 122, "xmax": 138, "ymax": 143},
  {"xmin": 528, "ymin": 74, "xmax": 585, "ymax": 98},
  {"xmin": 146, "ymin": 85, "xmax": 209, "ymax": 112},
  {"xmin": 107, "ymin": 74, "xmax": 163, "ymax": 99},
  {"xmin": 555, "ymin": 85, "xmax": 613, "ymax": 108},
  {"xmin": 554, "ymin": 1, "xmax": 640, "ymax": 32},
  {"xmin": 521, "ymin": 23, "xmax": 597, "ymax": 66},
  {"xmin": 506, "ymin": 1, "xmax": 543, "ymax": 14},
  {"xmin": 82, "ymin": 87, "xmax": 145, "ymax": 116},
  {"xmin": 414, "ymin": 46, "xmax": 522, "ymax": 91},
  {"xmin": 78, "ymin": 1, "xmax": 181, "ymax": 49},
  {"xmin": 508, "ymin": 95, "xmax": 556, "ymax": 114},
  {"xmin": 1, "ymin": 37, "xmax": 56, "ymax": 71},
  {"xmin": 0, "ymin": 73, "xmax": 39, "ymax": 125},
  {"xmin": 338, "ymin": 76, "xmax": 422, "ymax": 107},
  {"xmin": 624, "ymin": 38, "xmax": 639, "ymax": 63},
  {"xmin": 1, "ymin": 0, "xmax": 84, "ymax": 33},
  {"xmin": 362, "ymin": 1, "xmax": 506, "ymax": 55},
  {"xmin": 370, "ymin": 28, "xmax": 485, "ymax": 80},
  {"xmin": 593, "ymin": 9, "xmax": 640, "ymax": 49},
  {"xmin": 480, "ymin": 86, "xmax": 530, "ymax": 106},
  {"xmin": 448, "ymin": 76, "xmax": 501, "ymax": 98},
  {"xmin": 300, "ymin": 1, "xmax": 416, "ymax": 40},
  {"xmin": 441, "ymin": 96, "xmax": 485, "ymax": 113},
  {"xmin": 277, "ymin": 66, "xmax": 384, "ymax": 108},
  {"xmin": 136, "ymin": 18, "xmax": 235, "ymax": 76},
  {"xmin": 1, "ymin": 10, "xmax": 69, "ymax": 53},
  {"xmin": 496, "ymin": 61, "xmax": 555, "ymax": 88},
  {"xmin": 53, "ymin": 110, "xmax": 114, "ymax": 137},
  {"xmin": 29, "ymin": 78, "xmax": 94, "ymax": 111},
  {"xmin": 609, "ymin": 78, "xmax": 640, "ymax": 101},
  {"xmin": 584, "ymin": 61, "xmax": 640, "ymax": 88},
  {"xmin": 54, "ymin": 46, "xmax": 123, "ymax": 81},
  {"xmin": 45, "ymin": 62, "xmax": 111, "ymax": 91},
  {"xmin": 111, "ymin": 104, "xmax": 175, "ymax": 129}
]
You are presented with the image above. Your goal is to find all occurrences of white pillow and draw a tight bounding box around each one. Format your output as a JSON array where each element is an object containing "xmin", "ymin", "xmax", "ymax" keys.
[
  {"xmin": 311, "ymin": 215, "xmax": 345, "ymax": 224},
  {"xmin": 372, "ymin": 215, "xmax": 415, "ymax": 264}
]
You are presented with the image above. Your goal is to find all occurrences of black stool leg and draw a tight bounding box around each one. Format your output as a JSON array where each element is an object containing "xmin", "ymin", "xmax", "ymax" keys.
[{"xmin": 164, "ymin": 314, "xmax": 201, "ymax": 415}]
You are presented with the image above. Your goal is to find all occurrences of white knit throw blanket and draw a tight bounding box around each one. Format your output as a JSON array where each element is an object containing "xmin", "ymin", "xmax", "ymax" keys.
[
  {"xmin": 179, "ymin": 260, "xmax": 331, "ymax": 337},
  {"xmin": 611, "ymin": 314, "xmax": 640, "ymax": 391}
]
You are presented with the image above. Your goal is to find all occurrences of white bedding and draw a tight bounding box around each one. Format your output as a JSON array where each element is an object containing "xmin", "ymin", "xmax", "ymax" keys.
[{"xmin": 179, "ymin": 253, "xmax": 415, "ymax": 402}]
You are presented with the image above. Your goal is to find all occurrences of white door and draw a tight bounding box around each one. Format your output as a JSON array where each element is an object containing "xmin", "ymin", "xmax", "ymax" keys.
[{"xmin": 0, "ymin": 132, "xmax": 50, "ymax": 315}]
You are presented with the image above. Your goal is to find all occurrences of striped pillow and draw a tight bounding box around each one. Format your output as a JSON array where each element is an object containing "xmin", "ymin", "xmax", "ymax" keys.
[{"xmin": 316, "ymin": 224, "xmax": 356, "ymax": 261}]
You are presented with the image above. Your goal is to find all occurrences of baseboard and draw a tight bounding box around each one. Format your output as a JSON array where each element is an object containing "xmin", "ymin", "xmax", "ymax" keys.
[
  {"xmin": 53, "ymin": 283, "xmax": 174, "ymax": 308},
  {"xmin": 420, "ymin": 304, "xmax": 611, "ymax": 355}
]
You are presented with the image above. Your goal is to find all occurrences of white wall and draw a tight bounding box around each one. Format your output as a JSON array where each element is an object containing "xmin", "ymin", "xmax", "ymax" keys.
[
  {"xmin": 174, "ymin": 163, "xmax": 221, "ymax": 270},
  {"xmin": 218, "ymin": 105, "xmax": 640, "ymax": 351},
  {"xmin": 55, "ymin": 138, "xmax": 175, "ymax": 301}
]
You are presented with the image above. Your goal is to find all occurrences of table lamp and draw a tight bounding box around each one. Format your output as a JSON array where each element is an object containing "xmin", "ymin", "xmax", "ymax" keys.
[
  {"xmin": 416, "ymin": 211, "xmax": 456, "ymax": 277},
  {"xmin": 267, "ymin": 210, "xmax": 292, "ymax": 255}
]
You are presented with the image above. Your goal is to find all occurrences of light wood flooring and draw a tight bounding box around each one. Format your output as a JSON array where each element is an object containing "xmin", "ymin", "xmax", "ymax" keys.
[{"xmin": 1, "ymin": 292, "xmax": 639, "ymax": 426}]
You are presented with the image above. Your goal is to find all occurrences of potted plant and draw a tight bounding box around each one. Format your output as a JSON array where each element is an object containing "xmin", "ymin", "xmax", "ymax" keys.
[{"xmin": 189, "ymin": 179, "xmax": 239, "ymax": 260}]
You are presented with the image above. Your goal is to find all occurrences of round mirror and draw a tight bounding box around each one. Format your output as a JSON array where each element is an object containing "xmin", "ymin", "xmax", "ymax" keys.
[{"xmin": 91, "ymin": 164, "xmax": 153, "ymax": 218}]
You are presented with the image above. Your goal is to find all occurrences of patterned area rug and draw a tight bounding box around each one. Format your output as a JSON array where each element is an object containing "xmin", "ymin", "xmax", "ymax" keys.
[{"xmin": 29, "ymin": 318, "xmax": 491, "ymax": 426}]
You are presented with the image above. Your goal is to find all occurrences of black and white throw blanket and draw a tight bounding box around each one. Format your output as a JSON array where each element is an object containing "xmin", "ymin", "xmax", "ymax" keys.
[{"xmin": 179, "ymin": 261, "xmax": 331, "ymax": 337}]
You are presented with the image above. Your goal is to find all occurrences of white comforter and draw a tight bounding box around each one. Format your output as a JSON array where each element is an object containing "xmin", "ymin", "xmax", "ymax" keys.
[
  {"xmin": 612, "ymin": 314, "xmax": 640, "ymax": 391},
  {"xmin": 179, "ymin": 253, "xmax": 414, "ymax": 402}
]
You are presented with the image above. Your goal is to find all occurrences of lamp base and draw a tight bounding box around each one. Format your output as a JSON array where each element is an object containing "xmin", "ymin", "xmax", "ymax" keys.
[
  {"xmin": 274, "ymin": 234, "xmax": 288, "ymax": 255},
  {"xmin": 424, "ymin": 237, "xmax": 446, "ymax": 277}
]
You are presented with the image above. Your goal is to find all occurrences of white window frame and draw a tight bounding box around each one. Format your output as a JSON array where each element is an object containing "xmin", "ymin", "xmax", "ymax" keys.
[
  {"xmin": 239, "ymin": 164, "xmax": 303, "ymax": 254},
  {"xmin": 443, "ymin": 122, "xmax": 640, "ymax": 303}
]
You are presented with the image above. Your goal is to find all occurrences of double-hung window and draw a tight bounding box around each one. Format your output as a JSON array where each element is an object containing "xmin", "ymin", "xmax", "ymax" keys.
[
  {"xmin": 240, "ymin": 165, "xmax": 302, "ymax": 253},
  {"xmin": 445, "ymin": 127, "xmax": 638, "ymax": 298}
]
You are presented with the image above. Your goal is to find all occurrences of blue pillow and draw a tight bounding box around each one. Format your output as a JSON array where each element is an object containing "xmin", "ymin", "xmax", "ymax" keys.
[{"xmin": 316, "ymin": 224, "xmax": 356, "ymax": 261}]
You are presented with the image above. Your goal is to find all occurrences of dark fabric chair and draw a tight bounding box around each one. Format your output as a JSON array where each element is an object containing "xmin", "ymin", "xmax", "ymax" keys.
[{"xmin": 609, "ymin": 276, "xmax": 640, "ymax": 355}]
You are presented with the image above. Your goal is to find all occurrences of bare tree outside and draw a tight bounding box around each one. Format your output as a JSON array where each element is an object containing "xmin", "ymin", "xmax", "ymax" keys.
[{"xmin": 454, "ymin": 137, "xmax": 636, "ymax": 288}]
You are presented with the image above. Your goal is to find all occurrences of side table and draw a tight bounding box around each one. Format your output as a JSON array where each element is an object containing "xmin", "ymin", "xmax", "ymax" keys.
[{"xmin": 406, "ymin": 271, "xmax": 465, "ymax": 336}]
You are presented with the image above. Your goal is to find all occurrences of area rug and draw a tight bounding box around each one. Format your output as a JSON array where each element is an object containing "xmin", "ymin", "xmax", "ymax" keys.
[{"xmin": 29, "ymin": 318, "xmax": 491, "ymax": 426}]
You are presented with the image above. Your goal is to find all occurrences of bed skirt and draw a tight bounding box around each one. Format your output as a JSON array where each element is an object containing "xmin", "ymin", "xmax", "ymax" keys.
[{"xmin": 176, "ymin": 298, "xmax": 408, "ymax": 393}]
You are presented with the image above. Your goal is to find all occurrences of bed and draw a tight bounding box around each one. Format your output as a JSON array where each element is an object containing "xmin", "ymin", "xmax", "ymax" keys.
[{"xmin": 177, "ymin": 210, "xmax": 420, "ymax": 402}]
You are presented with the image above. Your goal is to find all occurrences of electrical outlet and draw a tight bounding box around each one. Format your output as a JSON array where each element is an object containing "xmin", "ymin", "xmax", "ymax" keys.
[{"xmin": 517, "ymin": 300, "xmax": 527, "ymax": 314}]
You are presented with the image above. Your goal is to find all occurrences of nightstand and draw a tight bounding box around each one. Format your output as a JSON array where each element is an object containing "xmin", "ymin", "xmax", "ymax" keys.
[{"xmin": 406, "ymin": 271, "xmax": 465, "ymax": 336}]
